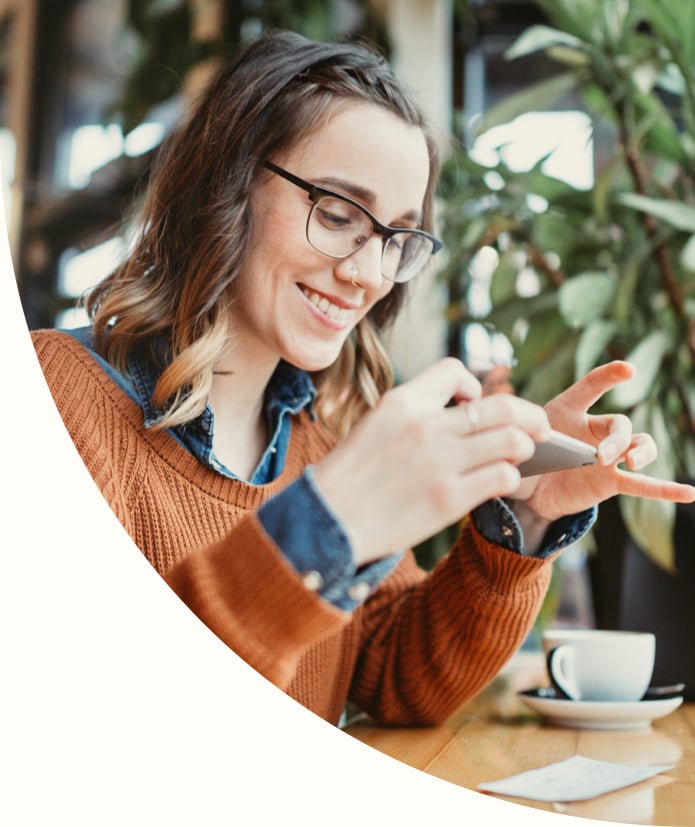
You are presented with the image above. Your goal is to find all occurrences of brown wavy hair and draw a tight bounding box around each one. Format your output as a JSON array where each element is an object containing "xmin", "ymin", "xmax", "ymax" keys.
[{"xmin": 86, "ymin": 30, "xmax": 440, "ymax": 435}]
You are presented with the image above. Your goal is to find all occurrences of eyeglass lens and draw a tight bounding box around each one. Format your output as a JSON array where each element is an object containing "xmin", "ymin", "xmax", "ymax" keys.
[{"xmin": 308, "ymin": 195, "xmax": 434, "ymax": 283}]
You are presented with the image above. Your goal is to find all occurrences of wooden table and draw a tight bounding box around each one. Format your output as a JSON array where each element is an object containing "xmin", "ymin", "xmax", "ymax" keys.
[{"xmin": 345, "ymin": 652, "xmax": 695, "ymax": 825}]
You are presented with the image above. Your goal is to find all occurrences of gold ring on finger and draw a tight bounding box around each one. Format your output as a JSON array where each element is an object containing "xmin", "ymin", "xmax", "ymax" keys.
[{"xmin": 465, "ymin": 403, "xmax": 480, "ymax": 433}]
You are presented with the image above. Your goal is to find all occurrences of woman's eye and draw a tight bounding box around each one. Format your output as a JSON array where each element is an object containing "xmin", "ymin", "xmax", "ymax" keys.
[
  {"xmin": 316, "ymin": 206, "xmax": 353, "ymax": 228},
  {"xmin": 315, "ymin": 197, "xmax": 363, "ymax": 231}
]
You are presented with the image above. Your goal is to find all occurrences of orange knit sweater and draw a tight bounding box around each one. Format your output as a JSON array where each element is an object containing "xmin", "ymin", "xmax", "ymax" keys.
[{"xmin": 33, "ymin": 329, "xmax": 555, "ymax": 725}]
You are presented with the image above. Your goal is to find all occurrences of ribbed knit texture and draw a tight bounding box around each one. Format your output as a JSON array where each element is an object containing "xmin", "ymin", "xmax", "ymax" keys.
[{"xmin": 33, "ymin": 329, "xmax": 555, "ymax": 725}]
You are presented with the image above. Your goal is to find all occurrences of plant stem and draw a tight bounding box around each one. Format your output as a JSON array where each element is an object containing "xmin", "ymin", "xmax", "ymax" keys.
[{"xmin": 617, "ymin": 112, "xmax": 695, "ymax": 437}]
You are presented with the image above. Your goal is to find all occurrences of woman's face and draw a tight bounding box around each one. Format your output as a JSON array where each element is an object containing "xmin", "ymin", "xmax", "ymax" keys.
[{"xmin": 230, "ymin": 100, "xmax": 431, "ymax": 374}]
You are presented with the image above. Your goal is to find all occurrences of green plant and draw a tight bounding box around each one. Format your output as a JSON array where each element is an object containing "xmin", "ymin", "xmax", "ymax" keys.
[{"xmin": 438, "ymin": 0, "xmax": 695, "ymax": 571}]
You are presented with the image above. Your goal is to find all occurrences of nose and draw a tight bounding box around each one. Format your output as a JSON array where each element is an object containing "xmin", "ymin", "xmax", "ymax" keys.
[{"xmin": 340, "ymin": 236, "xmax": 384, "ymax": 289}]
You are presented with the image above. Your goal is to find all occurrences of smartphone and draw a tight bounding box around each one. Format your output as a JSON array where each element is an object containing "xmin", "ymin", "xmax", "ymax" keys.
[{"xmin": 518, "ymin": 430, "xmax": 598, "ymax": 477}]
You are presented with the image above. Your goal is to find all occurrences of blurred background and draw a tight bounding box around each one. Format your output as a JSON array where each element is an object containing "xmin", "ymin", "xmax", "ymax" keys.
[{"xmin": 7, "ymin": 0, "xmax": 695, "ymax": 675}]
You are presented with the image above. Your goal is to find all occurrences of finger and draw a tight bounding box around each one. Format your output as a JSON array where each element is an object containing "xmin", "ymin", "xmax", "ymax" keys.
[
  {"xmin": 451, "ymin": 462, "xmax": 524, "ymax": 510},
  {"xmin": 549, "ymin": 361, "xmax": 635, "ymax": 414},
  {"xmin": 591, "ymin": 413, "xmax": 637, "ymax": 463},
  {"xmin": 403, "ymin": 357, "xmax": 482, "ymax": 410},
  {"xmin": 456, "ymin": 426, "xmax": 538, "ymax": 471},
  {"xmin": 589, "ymin": 416, "xmax": 657, "ymax": 469},
  {"xmin": 614, "ymin": 470, "xmax": 695, "ymax": 504},
  {"xmin": 459, "ymin": 402, "xmax": 480, "ymax": 435},
  {"xmin": 624, "ymin": 432, "xmax": 658, "ymax": 470},
  {"xmin": 448, "ymin": 394, "xmax": 550, "ymax": 441}
]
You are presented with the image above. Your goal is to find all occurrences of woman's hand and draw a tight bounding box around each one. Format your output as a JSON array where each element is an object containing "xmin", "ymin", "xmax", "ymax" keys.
[
  {"xmin": 513, "ymin": 361, "xmax": 695, "ymax": 523},
  {"xmin": 312, "ymin": 357, "xmax": 551, "ymax": 566}
]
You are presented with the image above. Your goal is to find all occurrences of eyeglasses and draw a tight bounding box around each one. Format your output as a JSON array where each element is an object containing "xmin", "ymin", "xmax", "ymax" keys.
[{"xmin": 263, "ymin": 161, "xmax": 442, "ymax": 283}]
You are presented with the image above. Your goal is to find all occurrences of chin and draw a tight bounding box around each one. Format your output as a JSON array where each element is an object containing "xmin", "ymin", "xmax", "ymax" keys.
[{"xmin": 285, "ymin": 345, "xmax": 345, "ymax": 374}]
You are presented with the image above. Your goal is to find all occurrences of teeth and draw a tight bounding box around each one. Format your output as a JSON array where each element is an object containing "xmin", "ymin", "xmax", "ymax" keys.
[{"xmin": 302, "ymin": 288, "xmax": 350, "ymax": 323}]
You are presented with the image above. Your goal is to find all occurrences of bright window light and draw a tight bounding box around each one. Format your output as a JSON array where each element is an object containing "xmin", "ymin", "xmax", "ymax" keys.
[
  {"xmin": 55, "ymin": 306, "xmax": 90, "ymax": 330},
  {"xmin": 67, "ymin": 124, "xmax": 124, "ymax": 189},
  {"xmin": 124, "ymin": 122, "xmax": 166, "ymax": 156},
  {"xmin": 58, "ymin": 236, "xmax": 126, "ymax": 298},
  {"xmin": 66, "ymin": 120, "xmax": 166, "ymax": 189},
  {"xmin": 470, "ymin": 111, "xmax": 594, "ymax": 190},
  {"xmin": 0, "ymin": 128, "xmax": 16, "ymax": 229},
  {"xmin": 464, "ymin": 322, "xmax": 514, "ymax": 373}
]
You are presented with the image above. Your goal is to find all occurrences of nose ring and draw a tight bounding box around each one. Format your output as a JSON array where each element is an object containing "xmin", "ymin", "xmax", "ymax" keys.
[{"xmin": 349, "ymin": 262, "xmax": 360, "ymax": 287}]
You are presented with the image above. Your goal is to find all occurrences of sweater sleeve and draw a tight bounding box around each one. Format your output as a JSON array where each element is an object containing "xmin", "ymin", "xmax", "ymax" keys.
[
  {"xmin": 347, "ymin": 516, "xmax": 556, "ymax": 725},
  {"xmin": 163, "ymin": 513, "xmax": 351, "ymax": 688}
]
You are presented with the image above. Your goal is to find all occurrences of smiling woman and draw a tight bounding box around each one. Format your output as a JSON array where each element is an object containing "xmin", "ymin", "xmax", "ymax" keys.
[
  {"xmin": 230, "ymin": 102, "xmax": 431, "ymax": 383},
  {"xmin": 30, "ymin": 30, "xmax": 695, "ymax": 728}
]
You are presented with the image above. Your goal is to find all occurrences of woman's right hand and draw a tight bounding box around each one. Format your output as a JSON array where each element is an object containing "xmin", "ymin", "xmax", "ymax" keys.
[{"xmin": 312, "ymin": 357, "xmax": 551, "ymax": 567}]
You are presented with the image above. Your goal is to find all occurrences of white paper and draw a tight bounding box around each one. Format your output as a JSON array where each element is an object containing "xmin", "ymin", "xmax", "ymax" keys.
[{"xmin": 478, "ymin": 755, "xmax": 674, "ymax": 802}]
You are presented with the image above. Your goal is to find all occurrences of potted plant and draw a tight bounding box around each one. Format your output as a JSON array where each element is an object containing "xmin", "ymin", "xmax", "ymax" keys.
[{"xmin": 438, "ymin": 0, "xmax": 695, "ymax": 691}]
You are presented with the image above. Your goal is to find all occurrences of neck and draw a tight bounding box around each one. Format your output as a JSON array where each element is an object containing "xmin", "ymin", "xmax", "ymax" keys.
[{"xmin": 207, "ymin": 351, "xmax": 280, "ymax": 480}]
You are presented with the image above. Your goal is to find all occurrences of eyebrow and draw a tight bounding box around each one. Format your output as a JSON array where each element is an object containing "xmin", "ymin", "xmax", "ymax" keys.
[{"xmin": 315, "ymin": 175, "xmax": 423, "ymax": 225}]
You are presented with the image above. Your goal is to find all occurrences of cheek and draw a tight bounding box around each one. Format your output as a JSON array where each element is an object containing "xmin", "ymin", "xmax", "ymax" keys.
[
  {"xmin": 363, "ymin": 281, "xmax": 403, "ymax": 330},
  {"xmin": 366, "ymin": 280, "xmax": 396, "ymax": 313}
]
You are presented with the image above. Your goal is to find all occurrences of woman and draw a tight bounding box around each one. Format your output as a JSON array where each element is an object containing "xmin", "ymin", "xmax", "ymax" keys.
[{"xmin": 33, "ymin": 30, "xmax": 694, "ymax": 726}]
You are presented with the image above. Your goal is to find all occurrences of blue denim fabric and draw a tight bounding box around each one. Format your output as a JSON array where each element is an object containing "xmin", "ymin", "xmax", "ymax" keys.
[
  {"xmin": 473, "ymin": 498, "xmax": 596, "ymax": 559},
  {"xmin": 258, "ymin": 468, "xmax": 402, "ymax": 610}
]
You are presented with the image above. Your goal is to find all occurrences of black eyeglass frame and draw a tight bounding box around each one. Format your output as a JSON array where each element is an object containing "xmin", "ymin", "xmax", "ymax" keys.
[{"xmin": 262, "ymin": 160, "xmax": 442, "ymax": 282}]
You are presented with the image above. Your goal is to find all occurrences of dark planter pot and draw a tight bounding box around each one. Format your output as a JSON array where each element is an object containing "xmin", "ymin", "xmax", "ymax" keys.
[{"xmin": 591, "ymin": 491, "xmax": 695, "ymax": 700}]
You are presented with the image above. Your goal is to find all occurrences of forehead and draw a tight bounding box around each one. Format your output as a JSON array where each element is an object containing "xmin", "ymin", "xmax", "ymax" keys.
[{"xmin": 279, "ymin": 101, "xmax": 431, "ymax": 218}]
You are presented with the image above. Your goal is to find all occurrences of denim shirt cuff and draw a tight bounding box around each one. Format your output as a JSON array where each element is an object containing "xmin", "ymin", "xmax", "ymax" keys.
[
  {"xmin": 472, "ymin": 499, "xmax": 597, "ymax": 558},
  {"xmin": 257, "ymin": 467, "xmax": 402, "ymax": 611}
]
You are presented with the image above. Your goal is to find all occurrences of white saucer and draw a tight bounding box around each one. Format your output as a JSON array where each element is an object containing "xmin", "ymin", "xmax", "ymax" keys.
[{"xmin": 518, "ymin": 688, "xmax": 683, "ymax": 730}]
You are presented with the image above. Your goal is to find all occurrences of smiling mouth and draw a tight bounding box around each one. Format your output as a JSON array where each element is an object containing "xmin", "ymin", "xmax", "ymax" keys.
[{"xmin": 301, "ymin": 287, "xmax": 352, "ymax": 323}]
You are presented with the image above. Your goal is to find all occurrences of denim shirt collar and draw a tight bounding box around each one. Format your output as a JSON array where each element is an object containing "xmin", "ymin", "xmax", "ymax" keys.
[
  {"xmin": 125, "ymin": 343, "xmax": 316, "ymax": 431},
  {"xmin": 67, "ymin": 326, "xmax": 316, "ymax": 484},
  {"xmin": 126, "ymin": 343, "xmax": 316, "ymax": 483}
]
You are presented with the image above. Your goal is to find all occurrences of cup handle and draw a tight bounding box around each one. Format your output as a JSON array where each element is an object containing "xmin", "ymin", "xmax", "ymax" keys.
[{"xmin": 546, "ymin": 645, "xmax": 579, "ymax": 700}]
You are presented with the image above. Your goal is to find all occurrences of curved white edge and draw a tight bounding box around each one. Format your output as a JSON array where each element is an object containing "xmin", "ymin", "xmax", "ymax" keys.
[{"xmin": 1, "ymin": 188, "xmax": 596, "ymax": 825}]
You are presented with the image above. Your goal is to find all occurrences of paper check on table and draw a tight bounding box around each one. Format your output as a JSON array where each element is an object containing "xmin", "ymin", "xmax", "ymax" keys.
[{"xmin": 478, "ymin": 755, "xmax": 674, "ymax": 802}]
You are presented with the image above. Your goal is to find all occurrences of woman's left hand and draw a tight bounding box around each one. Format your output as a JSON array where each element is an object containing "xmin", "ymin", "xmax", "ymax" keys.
[{"xmin": 515, "ymin": 360, "xmax": 695, "ymax": 522}]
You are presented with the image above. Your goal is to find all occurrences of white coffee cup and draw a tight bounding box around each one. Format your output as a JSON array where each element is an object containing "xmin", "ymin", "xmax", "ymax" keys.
[{"xmin": 542, "ymin": 629, "xmax": 655, "ymax": 702}]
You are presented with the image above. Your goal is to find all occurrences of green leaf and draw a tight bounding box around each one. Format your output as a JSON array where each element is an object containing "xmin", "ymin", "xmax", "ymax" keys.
[
  {"xmin": 608, "ymin": 329, "xmax": 671, "ymax": 408},
  {"xmin": 545, "ymin": 44, "xmax": 591, "ymax": 68},
  {"xmin": 558, "ymin": 272, "xmax": 617, "ymax": 326},
  {"xmin": 489, "ymin": 249, "xmax": 522, "ymax": 307},
  {"xmin": 680, "ymin": 234, "xmax": 695, "ymax": 272},
  {"xmin": 616, "ymin": 193, "xmax": 695, "ymax": 232},
  {"xmin": 635, "ymin": 0, "xmax": 695, "ymax": 65},
  {"xmin": 575, "ymin": 319, "xmax": 618, "ymax": 376},
  {"xmin": 475, "ymin": 73, "xmax": 579, "ymax": 137},
  {"xmin": 505, "ymin": 25, "xmax": 585, "ymax": 60},
  {"xmin": 593, "ymin": 155, "xmax": 623, "ymax": 220},
  {"xmin": 614, "ymin": 255, "xmax": 642, "ymax": 325},
  {"xmin": 632, "ymin": 398, "xmax": 679, "ymax": 483},
  {"xmin": 618, "ymin": 400, "xmax": 678, "ymax": 572},
  {"xmin": 619, "ymin": 495, "xmax": 676, "ymax": 572},
  {"xmin": 520, "ymin": 334, "xmax": 577, "ymax": 404},
  {"xmin": 535, "ymin": 0, "xmax": 605, "ymax": 42},
  {"xmin": 634, "ymin": 91, "xmax": 689, "ymax": 163},
  {"xmin": 459, "ymin": 216, "xmax": 491, "ymax": 249}
]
